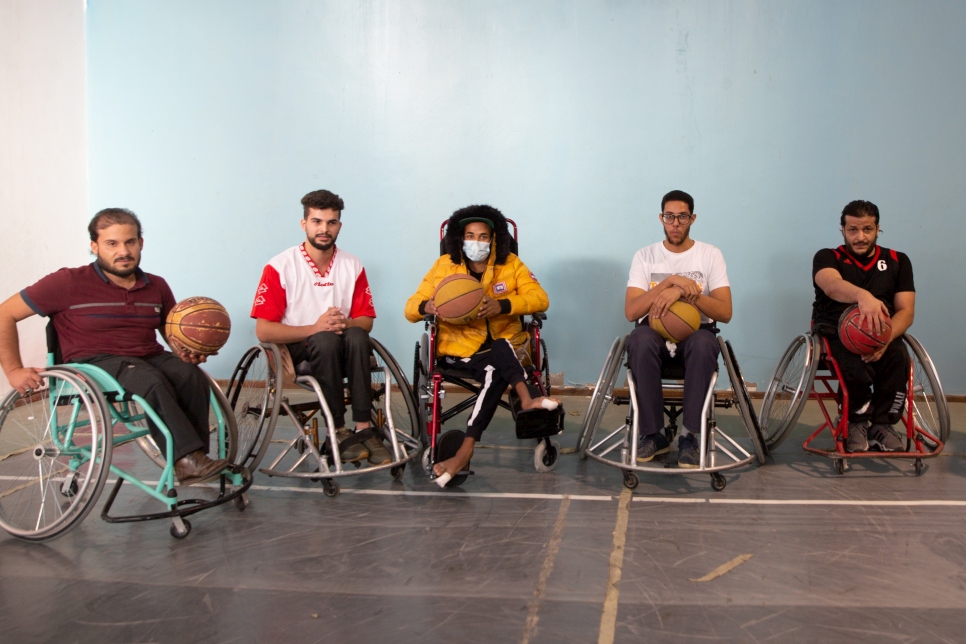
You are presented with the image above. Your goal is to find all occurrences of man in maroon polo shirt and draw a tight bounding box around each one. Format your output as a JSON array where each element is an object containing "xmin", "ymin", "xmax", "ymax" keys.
[{"xmin": 0, "ymin": 208, "xmax": 228, "ymax": 485}]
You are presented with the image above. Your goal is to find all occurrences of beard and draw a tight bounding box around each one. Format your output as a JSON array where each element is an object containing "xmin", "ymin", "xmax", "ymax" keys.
[
  {"xmin": 96, "ymin": 254, "xmax": 139, "ymax": 278},
  {"xmin": 306, "ymin": 234, "xmax": 336, "ymax": 251},
  {"xmin": 845, "ymin": 235, "xmax": 878, "ymax": 258}
]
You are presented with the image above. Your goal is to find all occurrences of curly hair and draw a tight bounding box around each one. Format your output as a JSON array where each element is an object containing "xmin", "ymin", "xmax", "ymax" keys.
[
  {"xmin": 301, "ymin": 189, "xmax": 344, "ymax": 218},
  {"xmin": 443, "ymin": 205, "xmax": 514, "ymax": 266},
  {"xmin": 88, "ymin": 208, "xmax": 142, "ymax": 242},
  {"xmin": 840, "ymin": 200, "xmax": 879, "ymax": 226}
]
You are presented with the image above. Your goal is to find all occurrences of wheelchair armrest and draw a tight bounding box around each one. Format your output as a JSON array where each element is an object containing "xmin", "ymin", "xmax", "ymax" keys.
[
  {"xmin": 531, "ymin": 312, "xmax": 547, "ymax": 321},
  {"xmin": 422, "ymin": 314, "xmax": 436, "ymax": 323}
]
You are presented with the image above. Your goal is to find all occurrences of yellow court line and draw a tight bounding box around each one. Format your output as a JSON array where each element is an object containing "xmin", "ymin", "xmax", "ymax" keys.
[{"xmin": 598, "ymin": 486, "xmax": 632, "ymax": 644}]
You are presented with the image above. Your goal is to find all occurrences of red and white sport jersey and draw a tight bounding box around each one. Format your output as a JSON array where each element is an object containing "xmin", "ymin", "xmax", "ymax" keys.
[{"xmin": 250, "ymin": 244, "xmax": 376, "ymax": 325}]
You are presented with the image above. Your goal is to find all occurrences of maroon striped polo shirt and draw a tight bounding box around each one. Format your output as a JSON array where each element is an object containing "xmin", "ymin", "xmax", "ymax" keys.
[{"xmin": 21, "ymin": 263, "xmax": 177, "ymax": 362}]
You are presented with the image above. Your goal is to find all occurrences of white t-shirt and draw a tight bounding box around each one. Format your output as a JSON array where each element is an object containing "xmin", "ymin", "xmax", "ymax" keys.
[
  {"xmin": 626, "ymin": 240, "xmax": 730, "ymax": 324},
  {"xmin": 250, "ymin": 244, "xmax": 376, "ymax": 326}
]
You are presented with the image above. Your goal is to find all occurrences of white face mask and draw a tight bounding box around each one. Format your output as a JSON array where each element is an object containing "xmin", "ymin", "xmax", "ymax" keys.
[{"xmin": 463, "ymin": 240, "xmax": 491, "ymax": 263}]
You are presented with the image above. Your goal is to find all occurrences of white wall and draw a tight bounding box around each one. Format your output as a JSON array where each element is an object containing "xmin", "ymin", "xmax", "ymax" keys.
[{"xmin": 0, "ymin": 0, "xmax": 88, "ymax": 392}]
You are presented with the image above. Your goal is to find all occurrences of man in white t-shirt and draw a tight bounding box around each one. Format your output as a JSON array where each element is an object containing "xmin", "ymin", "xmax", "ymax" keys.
[
  {"xmin": 624, "ymin": 190, "xmax": 733, "ymax": 468},
  {"xmin": 250, "ymin": 189, "xmax": 389, "ymax": 465}
]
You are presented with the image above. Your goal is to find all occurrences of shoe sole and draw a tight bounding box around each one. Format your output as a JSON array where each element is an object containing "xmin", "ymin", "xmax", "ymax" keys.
[
  {"xmin": 368, "ymin": 455, "xmax": 392, "ymax": 465},
  {"xmin": 636, "ymin": 445, "xmax": 671, "ymax": 463},
  {"xmin": 677, "ymin": 460, "xmax": 700, "ymax": 469}
]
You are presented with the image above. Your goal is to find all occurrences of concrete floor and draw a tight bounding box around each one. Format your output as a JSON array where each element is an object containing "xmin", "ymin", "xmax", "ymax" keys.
[{"xmin": 2, "ymin": 393, "xmax": 966, "ymax": 643}]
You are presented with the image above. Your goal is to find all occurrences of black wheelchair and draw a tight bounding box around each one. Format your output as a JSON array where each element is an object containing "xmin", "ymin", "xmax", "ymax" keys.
[
  {"xmin": 0, "ymin": 324, "xmax": 252, "ymax": 541},
  {"xmin": 574, "ymin": 333, "xmax": 766, "ymax": 491},
  {"xmin": 225, "ymin": 337, "xmax": 422, "ymax": 496},
  {"xmin": 413, "ymin": 219, "xmax": 564, "ymax": 488},
  {"xmin": 759, "ymin": 331, "xmax": 949, "ymax": 475}
]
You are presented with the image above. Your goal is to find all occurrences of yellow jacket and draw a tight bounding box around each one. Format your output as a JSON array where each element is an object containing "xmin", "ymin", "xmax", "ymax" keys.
[{"xmin": 405, "ymin": 251, "xmax": 550, "ymax": 358}]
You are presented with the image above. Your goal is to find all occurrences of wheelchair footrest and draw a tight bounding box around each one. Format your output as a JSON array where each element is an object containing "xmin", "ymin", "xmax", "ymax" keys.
[{"xmin": 509, "ymin": 387, "xmax": 564, "ymax": 440}]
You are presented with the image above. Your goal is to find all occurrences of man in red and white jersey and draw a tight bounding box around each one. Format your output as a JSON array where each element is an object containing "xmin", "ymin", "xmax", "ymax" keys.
[{"xmin": 250, "ymin": 189, "xmax": 389, "ymax": 464}]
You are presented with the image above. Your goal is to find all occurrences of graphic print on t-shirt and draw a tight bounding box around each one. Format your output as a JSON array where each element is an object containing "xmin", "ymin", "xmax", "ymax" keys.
[{"xmin": 649, "ymin": 271, "xmax": 707, "ymax": 291}]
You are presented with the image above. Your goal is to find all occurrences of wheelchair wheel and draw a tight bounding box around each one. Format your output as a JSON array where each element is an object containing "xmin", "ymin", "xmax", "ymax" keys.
[
  {"xmin": 534, "ymin": 439, "xmax": 559, "ymax": 472},
  {"xmin": 577, "ymin": 336, "xmax": 626, "ymax": 459},
  {"xmin": 0, "ymin": 369, "xmax": 112, "ymax": 541},
  {"xmin": 718, "ymin": 338, "xmax": 767, "ymax": 463},
  {"xmin": 903, "ymin": 334, "xmax": 950, "ymax": 444},
  {"xmin": 370, "ymin": 338, "xmax": 420, "ymax": 446},
  {"xmin": 436, "ymin": 429, "xmax": 468, "ymax": 487},
  {"xmin": 759, "ymin": 334, "xmax": 820, "ymax": 450},
  {"xmin": 225, "ymin": 344, "xmax": 282, "ymax": 471},
  {"xmin": 413, "ymin": 333, "xmax": 431, "ymax": 444}
]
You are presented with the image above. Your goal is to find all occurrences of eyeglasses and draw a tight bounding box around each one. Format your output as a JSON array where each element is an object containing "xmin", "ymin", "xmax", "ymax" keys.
[{"xmin": 660, "ymin": 213, "xmax": 693, "ymax": 224}]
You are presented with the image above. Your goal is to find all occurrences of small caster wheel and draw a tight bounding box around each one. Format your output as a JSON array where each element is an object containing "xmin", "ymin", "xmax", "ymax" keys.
[
  {"xmin": 322, "ymin": 479, "xmax": 340, "ymax": 497},
  {"xmin": 710, "ymin": 472, "xmax": 726, "ymax": 491},
  {"xmin": 915, "ymin": 459, "xmax": 924, "ymax": 476},
  {"xmin": 170, "ymin": 518, "xmax": 191, "ymax": 539},
  {"xmin": 534, "ymin": 440, "xmax": 560, "ymax": 472},
  {"xmin": 391, "ymin": 465, "xmax": 404, "ymax": 481},
  {"xmin": 622, "ymin": 471, "xmax": 639, "ymax": 490},
  {"xmin": 834, "ymin": 458, "xmax": 847, "ymax": 475},
  {"xmin": 234, "ymin": 494, "xmax": 250, "ymax": 511},
  {"xmin": 61, "ymin": 477, "xmax": 79, "ymax": 498}
]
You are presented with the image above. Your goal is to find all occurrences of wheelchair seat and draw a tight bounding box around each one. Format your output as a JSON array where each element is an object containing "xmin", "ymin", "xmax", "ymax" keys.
[
  {"xmin": 574, "ymin": 334, "xmax": 766, "ymax": 492},
  {"xmin": 0, "ymin": 322, "xmax": 252, "ymax": 542},
  {"xmin": 760, "ymin": 331, "xmax": 949, "ymax": 475},
  {"xmin": 225, "ymin": 338, "xmax": 422, "ymax": 497}
]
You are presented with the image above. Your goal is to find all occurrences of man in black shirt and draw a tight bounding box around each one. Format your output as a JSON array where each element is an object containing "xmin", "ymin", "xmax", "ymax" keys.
[{"xmin": 812, "ymin": 200, "xmax": 915, "ymax": 452}]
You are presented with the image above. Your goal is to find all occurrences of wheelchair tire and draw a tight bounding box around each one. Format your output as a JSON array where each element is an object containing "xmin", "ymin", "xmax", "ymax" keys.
[
  {"xmin": 413, "ymin": 333, "xmax": 430, "ymax": 445},
  {"xmin": 0, "ymin": 368, "xmax": 113, "ymax": 541},
  {"xmin": 718, "ymin": 338, "xmax": 768, "ymax": 463},
  {"xmin": 578, "ymin": 336, "xmax": 626, "ymax": 459},
  {"xmin": 369, "ymin": 338, "xmax": 420, "ymax": 447},
  {"xmin": 437, "ymin": 429, "xmax": 468, "ymax": 487},
  {"xmin": 225, "ymin": 343, "xmax": 282, "ymax": 472},
  {"xmin": 534, "ymin": 439, "xmax": 559, "ymax": 472},
  {"xmin": 903, "ymin": 334, "xmax": 950, "ymax": 445},
  {"xmin": 759, "ymin": 334, "xmax": 820, "ymax": 450}
]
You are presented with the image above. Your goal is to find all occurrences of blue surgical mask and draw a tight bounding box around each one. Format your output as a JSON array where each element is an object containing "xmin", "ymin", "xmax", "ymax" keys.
[{"xmin": 463, "ymin": 240, "xmax": 491, "ymax": 263}]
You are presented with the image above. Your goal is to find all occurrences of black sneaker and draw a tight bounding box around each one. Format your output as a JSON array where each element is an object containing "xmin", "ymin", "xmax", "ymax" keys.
[
  {"xmin": 868, "ymin": 424, "xmax": 904, "ymax": 452},
  {"xmin": 845, "ymin": 422, "xmax": 869, "ymax": 452},
  {"xmin": 637, "ymin": 432, "xmax": 671, "ymax": 462},
  {"xmin": 677, "ymin": 433, "xmax": 700, "ymax": 469}
]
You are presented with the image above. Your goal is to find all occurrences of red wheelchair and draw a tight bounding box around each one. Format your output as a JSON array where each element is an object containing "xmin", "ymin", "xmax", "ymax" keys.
[
  {"xmin": 412, "ymin": 219, "xmax": 563, "ymax": 487},
  {"xmin": 760, "ymin": 332, "xmax": 949, "ymax": 474}
]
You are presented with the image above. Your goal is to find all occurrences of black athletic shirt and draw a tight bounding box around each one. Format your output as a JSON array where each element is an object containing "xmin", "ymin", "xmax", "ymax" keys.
[{"xmin": 811, "ymin": 245, "xmax": 915, "ymax": 332}]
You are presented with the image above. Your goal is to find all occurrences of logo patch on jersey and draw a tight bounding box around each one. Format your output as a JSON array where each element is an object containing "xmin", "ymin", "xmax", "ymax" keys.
[
  {"xmin": 528, "ymin": 272, "xmax": 538, "ymax": 283},
  {"xmin": 155, "ymin": 306, "xmax": 161, "ymax": 313},
  {"xmin": 877, "ymin": 260, "xmax": 887, "ymax": 271},
  {"xmin": 257, "ymin": 283, "xmax": 268, "ymax": 295},
  {"xmin": 493, "ymin": 281, "xmax": 508, "ymax": 295},
  {"xmin": 314, "ymin": 281, "xmax": 334, "ymax": 287},
  {"xmin": 253, "ymin": 295, "xmax": 266, "ymax": 306}
]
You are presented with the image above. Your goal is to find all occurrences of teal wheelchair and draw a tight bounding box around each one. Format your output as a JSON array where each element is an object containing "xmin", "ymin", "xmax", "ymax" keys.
[{"xmin": 0, "ymin": 324, "xmax": 252, "ymax": 542}]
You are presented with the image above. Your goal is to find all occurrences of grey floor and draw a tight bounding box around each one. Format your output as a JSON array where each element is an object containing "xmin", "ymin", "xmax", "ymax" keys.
[{"xmin": 3, "ymin": 393, "xmax": 966, "ymax": 643}]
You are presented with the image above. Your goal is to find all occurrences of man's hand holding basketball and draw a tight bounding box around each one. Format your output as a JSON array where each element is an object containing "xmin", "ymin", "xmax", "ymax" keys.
[
  {"xmin": 856, "ymin": 291, "xmax": 889, "ymax": 335},
  {"xmin": 169, "ymin": 336, "xmax": 208, "ymax": 365},
  {"xmin": 476, "ymin": 296, "xmax": 502, "ymax": 318},
  {"xmin": 666, "ymin": 275, "xmax": 702, "ymax": 303},
  {"xmin": 314, "ymin": 307, "xmax": 347, "ymax": 335},
  {"xmin": 649, "ymin": 285, "xmax": 683, "ymax": 319}
]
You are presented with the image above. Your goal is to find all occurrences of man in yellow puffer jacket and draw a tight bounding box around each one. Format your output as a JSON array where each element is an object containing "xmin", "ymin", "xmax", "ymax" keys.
[{"xmin": 405, "ymin": 205, "xmax": 559, "ymax": 486}]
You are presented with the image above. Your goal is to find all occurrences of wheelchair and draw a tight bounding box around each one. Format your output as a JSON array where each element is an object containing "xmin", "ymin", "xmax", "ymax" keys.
[
  {"xmin": 759, "ymin": 332, "xmax": 949, "ymax": 475},
  {"xmin": 0, "ymin": 324, "xmax": 252, "ymax": 542},
  {"xmin": 225, "ymin": 337, "xmax": 422, "ymax": 496},
  {"xmin": 574, "ymin": 334, "xmax": 766, "ymax": 491},
  {"xmin": 413, "ymin": 218, "xmax": 564, "ymax": 488}
]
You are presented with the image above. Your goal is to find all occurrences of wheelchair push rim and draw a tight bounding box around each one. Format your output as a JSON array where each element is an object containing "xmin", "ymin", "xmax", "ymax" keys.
[{"xmin": 759, "ymin": 333, "xmax": 819, "ymax": 450}]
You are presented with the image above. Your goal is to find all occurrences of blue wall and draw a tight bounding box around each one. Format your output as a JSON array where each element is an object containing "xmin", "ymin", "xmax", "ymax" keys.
[{"xmin": 87, "ymin": 0, "xmax": 966, "ymax": 391}]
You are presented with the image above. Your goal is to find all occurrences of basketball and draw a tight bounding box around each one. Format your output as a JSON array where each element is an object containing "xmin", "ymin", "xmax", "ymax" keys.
[
  {"xmin": 165, "ymin": 296, "xmax": 232, "ymax": 355},
  {"xmin": 433, "ymin": 274, "xmax": 485, "ymax": 325},
  {"xmin": 838, "ymin": 304, "xmax": 892, "ymax": 355},
  {"xmin": 650, "ymin": 301, "xmax": 701, "ymax": 343}
]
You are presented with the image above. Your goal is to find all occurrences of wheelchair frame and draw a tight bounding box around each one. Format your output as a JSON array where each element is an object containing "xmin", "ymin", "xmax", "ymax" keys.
[
  {"xmin": 759, "ymin": 332, "xmax": 949, "ymax": 475},
  {"xmin": 412, "ymin": 218, "xmax": 562, "ymax": 487},
  {"xmin": 225, "ymin": 338, "xmax": 422, "ymax": 497},
  {"xmin": 574, "ymin": 335, "xmax": 766, "ymax": 491},
  {"xmin": 0, "ymin": 357, "xmax": 252, "ymax": 542}
]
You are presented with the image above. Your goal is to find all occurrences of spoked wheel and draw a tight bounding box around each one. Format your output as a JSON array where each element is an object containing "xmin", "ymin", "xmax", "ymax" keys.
[
  {"xmin": 759, "ymin": 334, "xmax": 820, "ymax": 450},
  {"xmin": 436, "ymin": 429, "xmax": 469, "ymax": 488},
  {"xmin": 0, "ymin": 369, "xmax": 113, "ymax": 541},
  {"xmin": 369, "ymin": 338, "xmax": 420, "ymax": 456},
  {"xmin": 718, "ymin": 338, "xmax": 768, "ymax": 463},
  {"xmin": 903, "ymin": 335, "xmax": 950, "ymax": 448},
  {"xmin": 534, "ymin": 439, "xmax": 559, "ymax": 472},
  {"xmin": 577, "ymin": 336, "xmax": 626, "ymax": 459},
  {"xmin": 225, "ymin": 344, "xmax": 282, "ymax": 472},
  {"xmin": 413, "ymin": 333, "xmax": 431, "ymax": 446}
]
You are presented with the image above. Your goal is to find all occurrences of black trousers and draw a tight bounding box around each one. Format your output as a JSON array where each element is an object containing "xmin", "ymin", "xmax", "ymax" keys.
[
  {"xmin": 288, "ymin": 327, "xmax": 372, "ymax": 428},
  {"xmin": 440, "ymin": 338, "xmax": 527, "ymax": 441},
  {"xmin": 826, "ymin": 334, "xmax": 909, "ymax": 425},
  {"xmin": 625, "ymin": 325, "xmax": 719, "ymax": 437},
  {"xmin": 76, "ymin": 352, "xmax": 210, "ymax": 461}
]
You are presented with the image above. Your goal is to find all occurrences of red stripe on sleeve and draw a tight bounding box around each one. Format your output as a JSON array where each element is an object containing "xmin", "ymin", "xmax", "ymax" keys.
[
  {"xmin": 349, "ymin": 268, "xmax": 377, "ymax": 319},
  {"xmin": 250, "ymin": 265, "xmax": 287, "ymax": 322}
]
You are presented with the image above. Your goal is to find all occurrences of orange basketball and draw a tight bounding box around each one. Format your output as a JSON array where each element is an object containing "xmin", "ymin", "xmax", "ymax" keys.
[
  {"xmin": 165, "ymin": 297, "xmax": 231, "ymax": 355},
  {"xmin": 650, "ymin": 301, "xmax": 701, "ymax": 343},
  {"xmin": 838, "ymin": 304, "xmax": 891, "ymax": 355},
  {"xmin": 433, "ymin": 274, "xmax": 485, "ymax": 325}
]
